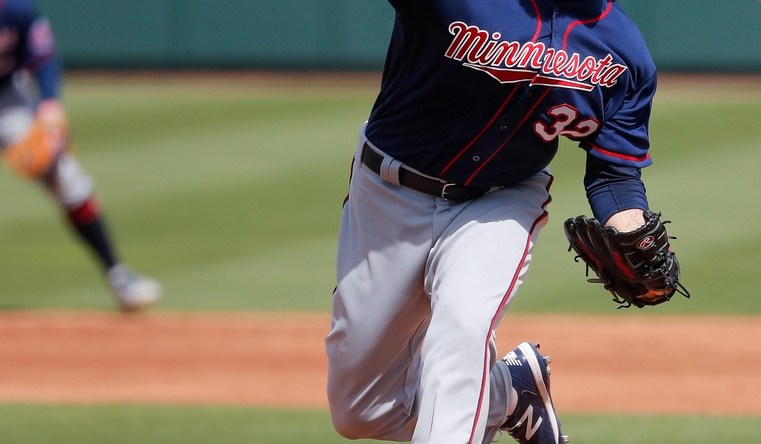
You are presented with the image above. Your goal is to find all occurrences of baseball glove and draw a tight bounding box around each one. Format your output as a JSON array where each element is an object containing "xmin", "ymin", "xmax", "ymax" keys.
[
  {"xmin": 563, "ymin": 211, "xmax": 690, "ymax": 308},
  {"xmin": 3, "ymin": 116, "xmax": 69, "ymax": 179}
]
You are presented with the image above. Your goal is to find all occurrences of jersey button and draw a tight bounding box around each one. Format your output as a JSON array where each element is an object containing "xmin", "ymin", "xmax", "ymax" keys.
[{"xmin": 499, "ymin": 125, "xmax": 509, "ymax": 132}]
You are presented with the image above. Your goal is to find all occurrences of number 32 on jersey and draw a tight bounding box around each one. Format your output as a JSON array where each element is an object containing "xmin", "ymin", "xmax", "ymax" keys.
[{"xmin": 534, "ymin": 104, "xmax": 600, "ymax": 142}]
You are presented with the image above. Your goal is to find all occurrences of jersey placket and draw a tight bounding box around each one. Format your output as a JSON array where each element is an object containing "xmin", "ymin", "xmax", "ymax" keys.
[{"xmin": 440, "ymin": 8, "xmax": 559, "ymax": 187}]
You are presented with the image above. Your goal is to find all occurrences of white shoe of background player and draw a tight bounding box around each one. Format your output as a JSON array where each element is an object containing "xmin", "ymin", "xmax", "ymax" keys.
[{"xmin": 107, "ymin": 264, "xmax": 162, "ymax": 312}]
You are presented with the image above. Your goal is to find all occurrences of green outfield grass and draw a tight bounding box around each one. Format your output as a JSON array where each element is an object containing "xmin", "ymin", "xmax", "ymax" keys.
[
  {"xmin": 0, "ymin": 404, "xmax": 758, "ymax": 444},
  {"xmin": 1, "ymin": 73, "xmax": 759, "ymax": 313}
]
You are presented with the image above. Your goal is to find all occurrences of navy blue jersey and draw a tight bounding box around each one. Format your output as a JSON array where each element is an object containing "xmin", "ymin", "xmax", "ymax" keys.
[
  {"xmin": 367, "ymin": 0, "xmax": 655, "ymax": 221},
  {"xmin": 0, "ymin": 0, "xmax": 59, "ymax": 98}
]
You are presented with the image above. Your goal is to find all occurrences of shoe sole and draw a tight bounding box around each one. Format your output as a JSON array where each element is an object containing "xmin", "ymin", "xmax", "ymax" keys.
[
  {"xmin": 116, "ymin": 282, "xmax": 162, "ymax": 313},
  {"xmin": 119, "ymin": 298, "xmax": 158, "ymax": 313},
  {"xmin": 118, "ymin": 292, "xmax": 161, "ymax": 313},
  {"xmin": 517, "ymin": 342, "xmax": 564, "ymax": 443}
]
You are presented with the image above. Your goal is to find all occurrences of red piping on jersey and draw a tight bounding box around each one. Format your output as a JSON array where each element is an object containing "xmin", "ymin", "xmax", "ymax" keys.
[
  {"xmin": 562, "ymin": 0, "xmax": 614, "ymax": 50},
  {"xmin": 467, "ymin": 172, "xmax": 554, "ymax": 444},
  {"xmin": 439, "ymin": 86, "xmax": 521, "ymax": 176},
  {"xmin": 589, "ymin": 142, "xmax": 651, "ymax": 163},
  {"xmin": 530, "ymin": 0, "xmax": 542, "ymax": 42},
  {"xmin": 464, "ymin": 88, "xmax": 552, "ymax": 186},
  {"xmin": 440, "ymin": 0, "xmax": 543, "ymax": 178}
]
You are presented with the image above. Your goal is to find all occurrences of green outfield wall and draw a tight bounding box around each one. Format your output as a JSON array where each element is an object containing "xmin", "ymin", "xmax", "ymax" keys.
[{"xmin": 36, "ymin": 0, "xmax": 760, "ymax": 72}]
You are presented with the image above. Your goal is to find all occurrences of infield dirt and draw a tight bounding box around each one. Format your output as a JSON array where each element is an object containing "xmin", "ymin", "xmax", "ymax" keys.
[{"xmin": 1, "ymin": 311, "xmax": 759, "ymax": 416}]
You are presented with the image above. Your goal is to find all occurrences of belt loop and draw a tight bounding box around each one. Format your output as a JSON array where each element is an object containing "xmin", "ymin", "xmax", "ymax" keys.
[
  {"xmin": 380, "ymin": 157, "xmax": 403, "ymax": 187},
  {"xmin": 356, "ymin": 143, "xmax": 365, "ymax": 170}
]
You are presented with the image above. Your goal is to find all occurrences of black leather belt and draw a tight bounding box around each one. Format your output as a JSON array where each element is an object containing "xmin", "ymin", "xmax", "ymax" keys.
[{"xmin": 360, "ymin": 143, "xmax": 489, "ymax": 202}]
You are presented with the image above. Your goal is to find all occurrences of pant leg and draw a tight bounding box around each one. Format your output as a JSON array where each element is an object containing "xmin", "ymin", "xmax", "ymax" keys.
[
  {"xmin": 326, "ymin": 145, "xmax": 439, "ymax": 441},
  {"xmin": 0, "ymin": 80, "xmax": 34, "ymax": 148},
  {"xmin": 413, "ymin": 173, "xmax": 552, "ymax": 444}
]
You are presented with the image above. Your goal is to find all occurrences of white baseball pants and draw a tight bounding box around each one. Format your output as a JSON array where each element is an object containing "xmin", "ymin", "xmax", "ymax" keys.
[{"xmin": 326, "ymin": 130, "xmax": 553, "ymax": 444}]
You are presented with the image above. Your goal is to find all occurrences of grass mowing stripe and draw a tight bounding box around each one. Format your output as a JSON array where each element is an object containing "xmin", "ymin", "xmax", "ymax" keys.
[
  {"xmin": 0, "ymin": 405, "xmax": 373, "ymax": 444},
  {"xmin": 562, "ymin": 413, "xmax": 761, "ymax": 444},
  {"xmin": 0, "ymin": 404, "xmax": 758, "ymax": 444}
]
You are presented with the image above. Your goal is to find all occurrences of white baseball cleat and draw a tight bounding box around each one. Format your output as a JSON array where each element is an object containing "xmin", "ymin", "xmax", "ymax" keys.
[{"xmin": 107, "ymin": 264, "xmax": 162, "ymax": 312}]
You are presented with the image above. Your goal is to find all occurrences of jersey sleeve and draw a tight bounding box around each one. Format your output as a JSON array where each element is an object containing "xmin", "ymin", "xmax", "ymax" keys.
[
  {"xmin": 34, "ymin": 56, "xmax": 61, "ymax": 99},
  {"xmin": 584, "ymin": 155, "xmax": 649, "ymax": 223},
  {"xmin": 582, "ymin": 64, "xmax": 657, "ymax": 221},
  {"xmin": 23, "ymin": 16, "xmax": 58, "ymax": 70},
  {"xmin": 582, "ymin": 72, "xmax": 657, "ymax": 169},
  {"xmin": 19, "ymin": 7, "xmax": 61, "ymax": 100}
]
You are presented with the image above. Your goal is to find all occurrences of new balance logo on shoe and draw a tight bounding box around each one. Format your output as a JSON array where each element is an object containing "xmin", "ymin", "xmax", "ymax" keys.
[
  {"xmin": 506, "ymin": 401, "xmax": 543, "ymax": 441},
  {"xmin": 500, "ymin": 342, "xmax": 569, "ymax": 444},
  {"xmin": 503, "ymin": 351, "xmax": 522, "ymax": 367}
]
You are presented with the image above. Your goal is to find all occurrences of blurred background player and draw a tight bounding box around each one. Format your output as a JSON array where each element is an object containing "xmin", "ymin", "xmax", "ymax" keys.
[{"xmin": 0, "ymin": 0, "xmax": 161, "ymax": 311}]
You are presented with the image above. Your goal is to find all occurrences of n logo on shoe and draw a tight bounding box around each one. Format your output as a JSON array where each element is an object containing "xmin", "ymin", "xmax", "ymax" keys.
[{"xmin": 507, "ymin": 403, "xmax": 543, "ymax": 441}]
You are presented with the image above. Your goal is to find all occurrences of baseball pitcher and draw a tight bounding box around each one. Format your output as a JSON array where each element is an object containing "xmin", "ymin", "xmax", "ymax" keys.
[{"xmin": 326, "ymin": 1, "xmax": 687, "ymax": 443}]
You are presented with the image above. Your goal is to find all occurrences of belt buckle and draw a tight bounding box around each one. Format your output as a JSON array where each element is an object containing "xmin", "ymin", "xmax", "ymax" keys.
[{"xmin": 441, "ymin": 183, "xmax": 458, "ymax": 201}]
